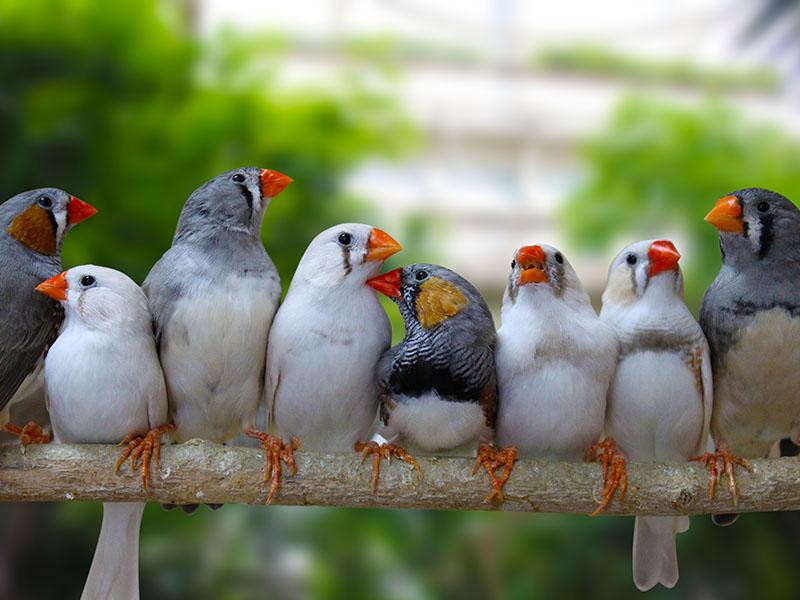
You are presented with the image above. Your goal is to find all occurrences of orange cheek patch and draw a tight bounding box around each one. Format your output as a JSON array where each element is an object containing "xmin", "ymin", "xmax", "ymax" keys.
[
  {"xmin": 415, "ymin": 277, "xmax": 469, "ymax": 328},
  {"xmin": 6, "ymin": 205, "xmax": 56, "ymax": 255}
]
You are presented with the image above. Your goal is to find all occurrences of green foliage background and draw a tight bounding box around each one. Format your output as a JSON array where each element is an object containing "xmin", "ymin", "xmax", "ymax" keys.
[{"xmin": 2, "ymin": 1, "xmax": 800, "ymax": 599}]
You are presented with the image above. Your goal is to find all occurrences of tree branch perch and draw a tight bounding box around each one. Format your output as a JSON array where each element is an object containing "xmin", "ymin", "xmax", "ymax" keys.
[{"xmin": 1, "ymin": 440, "xmax": 798, "ymax": 516}]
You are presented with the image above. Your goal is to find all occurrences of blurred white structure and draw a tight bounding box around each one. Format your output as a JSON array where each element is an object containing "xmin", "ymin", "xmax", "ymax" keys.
[{"xmin": 205, "ymin": 0, "xmax": 800, "ymax": 296}]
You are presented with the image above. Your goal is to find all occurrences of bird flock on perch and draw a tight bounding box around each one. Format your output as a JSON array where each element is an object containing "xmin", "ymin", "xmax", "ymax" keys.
[{"xmin": 0, "ymin": 169, "xmax": 798, "ymax": 595}]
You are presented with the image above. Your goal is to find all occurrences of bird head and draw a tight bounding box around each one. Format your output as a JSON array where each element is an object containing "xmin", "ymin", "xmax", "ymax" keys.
[
  {"xmin": 175, "ymin": 166, "xmax": 292, "ymax": 240},
  {"xmin": 603, "ymin": 239, "xmax": 683, "ymax": 307},
  {"xmin": 704, "ymin": 188, "xmax": 800, "ymax": 264},
  {"xmin": 368, "ymin": 263, "xmax": 492, "ymax": 333},
  {"xmin": 3, "ymin": 188, "xmax": 96, "ymax": 256},
  {"xmin": 35, "ymin": 265, "xmax": 151, "ymax": 332},
  {"xmin": 506, "ymin": 243, "xmax": 587, "ymax": 305},
  {"xmin": 296, "ymin": 223, "xmax": 402, "ymax": 288}
]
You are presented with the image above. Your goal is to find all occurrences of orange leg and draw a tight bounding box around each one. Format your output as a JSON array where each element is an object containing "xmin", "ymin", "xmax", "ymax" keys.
[
  {"xmin": 585, "ymin": 438, "xmax": 628, "ymax": 516},
  {"xmin": 115, "ymin": 422, "xmax": 176, "ymax": 491},
  {"xmin": 472, "ymin": 443, "xmax": 517, "ymax": 504},
  {"xmin": 246, "ymin": 430, "xmax": 300, "ymax": 504},
  {"xmin": 3, "ymin": 421, "xmax": 52, "ymax": 447},
  {"xmin": 354, "ymin": 440, "xmax": 421, "ymax": 493},
  {"xmin": 691, "ymin": 447, "xmax": 753, "ymax": 506}
]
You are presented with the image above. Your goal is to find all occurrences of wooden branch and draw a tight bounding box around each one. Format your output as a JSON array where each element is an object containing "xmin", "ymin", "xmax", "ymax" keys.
[{"xmin": 1, "ymin": 440, "xmax": 798, "ymax": 516}]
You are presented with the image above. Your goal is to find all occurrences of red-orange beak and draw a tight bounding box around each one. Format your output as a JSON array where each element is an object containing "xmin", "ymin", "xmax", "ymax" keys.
[
  {"xmin": 705, "ymin": 195, "xmax": 744, "ymax": 233},
  {"xmin": 66, "ymin": 195, "xmax": 97, "ymax": 225},
  {"xmin": 35, "ymin": 271, "xmax": 68, "ymax": 301},
  {"xmin": 365, "ymin": 228, "xmax": 402, "ymax": 262},
  {"xmin": 648, "ymin": 240, "xmax": 681, "ymax": 277},
  {"xmin": 366, "ymin": 268, "xmax": 402, "ymax": 299},
  {"xmin": 516, "ymin": 245, "xmax": 548, "ymax": 285},
  {"xmin": 259, "ymin": 169, "xmax": 293, "ymax": 198}
]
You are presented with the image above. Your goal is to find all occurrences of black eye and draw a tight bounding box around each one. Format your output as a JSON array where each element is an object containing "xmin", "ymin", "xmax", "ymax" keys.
[
  {"xmin": 337, "ymin": 232, "xmax": 352, "ymax": 246},
  {"xmin": 626, "ymin": 254, "xmax": 638, "ymax": 265},
  {"xmin": 415, "ymin": 270, "xmax": 428, "ymax": 281},
  {"xmin": 80, "ymin": 275, "xmax": 96, "ymax": 287},
  {"xmin": 554, "ymin": 252, "xmax": 564, "ymax": 264},
  {"xmin": 757, "ymin": 201, "xmax": 769, "ymax": 213},
  {"xmin": 231, "ymin": 173, "xmax": 246, "ymax": 183},
  {"xmin": 511, "ymin": 260, "xmax": 516, "ymax": 269},
  {"xmin": 38, "ymin": 195, "xmax": 53, "ymax": 209}
]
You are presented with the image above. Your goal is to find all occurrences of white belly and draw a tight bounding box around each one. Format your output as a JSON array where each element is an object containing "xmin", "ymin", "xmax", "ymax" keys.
[
  {"xmin": 496, "ymin": 361, "xmax": 606, "ymax": 461},
  {"xmin": 162, "ymin": 277, "xmax": 278, "ymax": 442},
  {"xmin": 607, "ymin": 352, "xmax": 703, "ymax": 461},
  {"xmin": 381, "ymin": 392, "xmax": 492, "ymax": 455},
  {"xmin": 712, "ymin": 308, "xmax": 800, "ymax": 457}
]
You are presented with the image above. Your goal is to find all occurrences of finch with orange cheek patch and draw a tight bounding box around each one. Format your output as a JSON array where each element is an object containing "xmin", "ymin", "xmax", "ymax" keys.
[
  {"xmin": 496, "ymin": 244, "xmax": 620, "ymax": 511},
  {"xmin": 367, "ymin": 264, "xmax": 508, "ymax": 501},
  {"xmin": 0, "ymin": 188, "xmax": 96, "ymax": 444},
  {"xmin": 601, "ymin": 239, "xmax": 712, "ymax": 592}
]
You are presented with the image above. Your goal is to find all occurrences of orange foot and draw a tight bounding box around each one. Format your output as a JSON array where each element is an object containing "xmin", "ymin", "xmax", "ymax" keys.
[
  {"xmin": 246, "ymin": 430, "xmax": 300, "ymax": 504},
  {"xmin": 354, "ymin": 440, "xmax": 421, "ymax": 493},
  {"xmin": 115, "ymin": 422, "xmax": 176, "ymax": 491},
  {"xmin": 473, "ymin": 443, "xmax": 517, "ymax": 504},
  {"xmin": 691, "ymin": 448, "xmax": 753, "ymax": 506},
  {"xmin": 4, "ymin": 421, "xmax": 52, "ymax": 448},
  {"xmin": 585, "ymin": 438, "xmax": 628, "ymax": 516}
]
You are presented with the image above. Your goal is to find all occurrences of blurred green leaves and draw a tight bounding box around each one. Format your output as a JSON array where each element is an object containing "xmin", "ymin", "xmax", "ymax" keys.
[
  {"xmin": 0, "ymin": 0, "xmax": 416, "ymax": 283},
  {"xmin": 562, "ymin": 97, "xmax": 800, "ymax": 307}
]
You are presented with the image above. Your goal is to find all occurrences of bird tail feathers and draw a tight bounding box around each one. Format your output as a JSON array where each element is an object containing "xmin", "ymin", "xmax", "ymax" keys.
[
  {"xmin": 81, "ymin": 502, "xmax": 145, "ymax": 600},
  {"xmin": 632, "ymin": 515, "xmax": 687, "ymax": 591}
]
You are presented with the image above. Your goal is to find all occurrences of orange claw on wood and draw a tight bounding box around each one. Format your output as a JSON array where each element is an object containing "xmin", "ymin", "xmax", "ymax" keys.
[
  {"xmin": 246, "ymin": 430, "xmax": 300, "ymax": 504},
  {"xmin": 354, "ymin": 440, "xmax": 421, "ymax": 493},
  {"xmin": 585, "ymin": 438, "xmax": 628, "ymax": 516},
  {"xmin": 115, "ymin": 422, "xmax": 176, "ymax": 491},
  {"xmin": 473, "ymin": 443, "xmax": 517, "ymax": 504},
  {"xmin": 691, "ymin": 447, "xmax": 753, "ymax": 506},
  {"xmin": 3, "ymin": 421, "xmax": 52, "ymax": 448}
]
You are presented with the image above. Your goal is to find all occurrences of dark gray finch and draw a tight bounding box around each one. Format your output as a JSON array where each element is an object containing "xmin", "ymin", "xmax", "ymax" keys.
[
  {"xmin": 0, "ymin": 188, "xmax": 96, "ymax": 444},
  {"xmin": 366, "ymin": 264, "xmax": 516, "ymax": 502},
  {"xmin": 699, "ymin": 188, "xmax": 800, "ymax": 525},
  {"xmin": 143, "ymin": 166, "xmax": 291, "ymax": 508}
]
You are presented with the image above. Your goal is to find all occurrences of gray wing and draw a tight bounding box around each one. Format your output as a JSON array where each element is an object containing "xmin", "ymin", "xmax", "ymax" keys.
[
  {"xmin": 0, "ymin": 280, "xmax": 62, "ymax": 413},
  {"xmin": 143, "ymin": 247, "xmax": 189, "ymax": 350}
]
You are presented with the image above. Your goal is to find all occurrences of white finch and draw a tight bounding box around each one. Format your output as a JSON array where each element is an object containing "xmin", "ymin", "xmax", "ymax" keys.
[
  {"xmin": 36, "ymin": 265, "xmax": 170, "ymax": 600},
  {"xmin": 601, "ymin": 239, "xmax": 712, "ymax": 591},
  {"xmin": 263, "ymin": 223, "xmax": 401, "ymax": 501}
]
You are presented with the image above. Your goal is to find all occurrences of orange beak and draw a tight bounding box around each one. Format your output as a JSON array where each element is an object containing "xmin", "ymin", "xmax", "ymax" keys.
[
  {"xmin": 705, "ymin": 195, "xmax": 744, "ymax": 233},
  {"xmin": 35, "ymin": 271, "xmax": 68, "ymax": 301},
  {"xmin": 648, "ymin": 240, "xmax": 681, "ymax": 277},
  {"xmin": 259, "ymin": 169, "xmax": 293, "ymax": 198},
  {"xmin": 365, "ymin": 228, "xmax": 402, "ymax": 262},
  {"xmin": 366, "ymin": 268, "xmax": 402, "ymax": 299},
  {"xmin": 66, "ymin": 196, "xmax": 97, "ymax": 225},
  {"xmin": 516, "ymin": 245, "xmax": 548, "ymax": 285}
]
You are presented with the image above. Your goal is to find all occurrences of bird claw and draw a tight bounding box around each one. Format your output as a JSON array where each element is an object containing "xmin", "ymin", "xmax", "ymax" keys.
[
  {"xmin": 473, "ymin": 443, "xmax": 517, "ymax": 504},
  {"xmin": 691, "ymin": 448, "xmax": 753, "ymax": 506},
  {"xmin": 3, "ymin": 421, "xmax": 52, "ymax": 449},
  {"xmin": 246, "ymin": 430, "xmax": 299, "ymax": 504},
  {"xmin": 585, "ymin": 438, "xmax": 628, "ymax": 516},
  {"xmin": 114, "ymin": 422, "xmax": 175, "ymax": 491},
  {"xmin": 354, "ymin": 440, "xmax": 421, "ymax": 494}
]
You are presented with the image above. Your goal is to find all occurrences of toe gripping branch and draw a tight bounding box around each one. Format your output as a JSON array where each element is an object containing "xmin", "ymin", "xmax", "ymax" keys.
[
  {"xmin": 585, "ymin": 438, "xmax": 628, "ymax": 516},
  {"xmin": 691, "ymin": 447, "xmax": 754, "ymax": 506},
  {"xmin": 473, "ymin": 443, "xmax": 517, "ymax": 504},
  {"xmin": 354, "ymin": 441, "xmax": 421, "ymax": 494},
  {"xmin": 246, "ymin": 430, "xmax": 300, "ymax": 504},
  {"xmin": 115, "ymin": 423, "xmax": 176, "ymax": 491},
  {"xmin": 3, "ymin": 421, "xmax": 52, "ymax": 447}
]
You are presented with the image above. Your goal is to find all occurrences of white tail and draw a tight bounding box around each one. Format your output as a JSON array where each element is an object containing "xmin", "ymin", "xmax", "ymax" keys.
[
  {"xmin": 632, "ymin": 515, "xmax": 689, "ymax": 591},
  {"xmin": 81, "ymin": 502, "xmax": 145, "ymax": 600}
]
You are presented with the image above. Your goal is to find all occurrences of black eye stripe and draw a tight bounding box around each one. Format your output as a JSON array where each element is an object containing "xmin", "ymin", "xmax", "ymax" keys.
[{"xmin": 237, "ymin": 184, "xmax": 254, "ymax": 211}]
